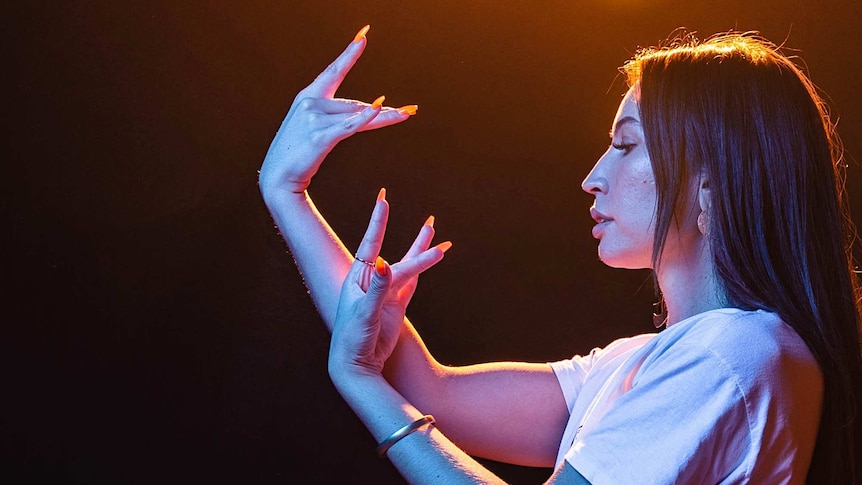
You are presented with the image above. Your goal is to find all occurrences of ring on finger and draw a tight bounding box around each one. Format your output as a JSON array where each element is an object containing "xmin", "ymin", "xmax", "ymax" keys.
[{"xmin": 355, "ymin": 255, "xmax": 375, "ymax": 267}]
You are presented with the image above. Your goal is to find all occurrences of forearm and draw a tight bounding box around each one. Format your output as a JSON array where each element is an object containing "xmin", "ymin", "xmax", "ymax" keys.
[
  {"xmin": 387, "ymin": 326, "xmax": 567, "ymax": 467},
  {"xmin": 262, "ymin": 187, "xmax": 353, "ymax": 331},
  {"xmin": 330, "ymin": 370, "xmax": 507, "ymax": 485}
]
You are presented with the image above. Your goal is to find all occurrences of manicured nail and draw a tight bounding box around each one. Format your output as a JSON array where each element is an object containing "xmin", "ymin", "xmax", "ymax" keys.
[
  {"xmin": 397, "ymin": 105, "xmax": 419, "ymax": 116},
  {"xmin": 375, "ymin": 256, "xmax": 386, "ymax": 275},
  {"xmin": 371, "ymin": 95, "xmax": 385, "ymax": 110},
  {"xmin": 424, "ymin": 215, "xmax": 435, "ymax": 227},
  {"xmin": 377, "ymin": 187, "xmax": 386, "ymax": 201},
  {"xmin": 435, "ymin": 241, "xmax": 453, "ymax": 253},
  {"xmin": 354, "ymin": 25, "xmax": 370, "ymax": 43}
]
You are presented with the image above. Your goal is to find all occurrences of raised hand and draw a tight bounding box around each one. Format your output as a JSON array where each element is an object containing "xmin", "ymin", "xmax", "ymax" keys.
[
  {"xmin": 259, "ymin": 26, "xmax": 418, "ymax": 198},
  {"xmin": 329, "ymin": 191, "xmax": 451, "ymax": 376}
]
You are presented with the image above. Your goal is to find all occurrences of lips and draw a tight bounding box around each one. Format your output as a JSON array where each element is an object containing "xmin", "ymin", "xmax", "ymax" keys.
[
  {"xmin": 589, "ymin": 207, "xmax": 613, "ymax": 238},
  {"xmin": 590, "ymin": 207, "xmax": 613, "ymax": 224}
]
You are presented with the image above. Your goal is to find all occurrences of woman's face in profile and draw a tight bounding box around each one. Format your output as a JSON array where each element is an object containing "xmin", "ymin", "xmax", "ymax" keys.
[{"xmin": 582, "ymin": 88, "xmax": 657, "ymax": 269}]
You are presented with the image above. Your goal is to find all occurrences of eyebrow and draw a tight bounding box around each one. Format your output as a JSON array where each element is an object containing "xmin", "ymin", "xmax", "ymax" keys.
[{"xmin": 608, "ymin": 116, "xmax": 641, "ymax": 138}]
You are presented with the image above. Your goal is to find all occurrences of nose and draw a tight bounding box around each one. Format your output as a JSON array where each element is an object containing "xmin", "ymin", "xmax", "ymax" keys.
[{"xmin": 582, "ymin": 149, "xmax": 610, "ymax": 195}]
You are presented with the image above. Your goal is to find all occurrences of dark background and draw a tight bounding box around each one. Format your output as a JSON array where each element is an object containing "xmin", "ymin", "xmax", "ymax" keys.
[{"xmin": 4, "ymin": 1, "xmax": 861, "ymax": 483}]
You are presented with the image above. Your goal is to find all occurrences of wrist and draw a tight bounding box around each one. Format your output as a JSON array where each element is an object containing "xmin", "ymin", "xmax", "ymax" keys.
[
  {"xmin": 328, "ymin": 357, "xmax": 383, "ymax": 393},
  {"xmin": 259, "ymin": 181, "xmax": 309, "ymax": 212},
  {"xmin": 258, "ymin": 163, "xmax": 309, "ymax": 200}
]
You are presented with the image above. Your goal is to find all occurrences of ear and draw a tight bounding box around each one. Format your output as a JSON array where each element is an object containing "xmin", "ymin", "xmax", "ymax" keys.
[{"xmin": 697, "ymin": 172, "xmax": 711, "ymax": 213}]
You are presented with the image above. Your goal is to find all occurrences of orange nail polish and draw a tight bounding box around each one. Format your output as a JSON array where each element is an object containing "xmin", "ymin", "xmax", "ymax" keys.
[
  {"xmin": 375, "ymin": 256, "xmax": 386, "ymax": 275},
  {"xmin": 424, "ymin": 215, "xmax": 435, "ymax": 227},
  {"xmin": 371, "ymin": 95, "xmax": 385, "ymax": 110},
  {"xmin": 435, "ymin": 241, "xmax": 453, "ymax": 253},
  {"xmin": 377, "ymin": 187, "xmax": 386, "ymax": 201},
  {"xmin": 397, "ymin": 105, "xmax": 419, "ymax": 116},
  {"xmin": 354, "ymin": 25, "xmax": 370, "ymax": 43}
]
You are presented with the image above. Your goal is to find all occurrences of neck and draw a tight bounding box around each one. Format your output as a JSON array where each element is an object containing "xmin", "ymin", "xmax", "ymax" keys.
[{"xmin": 656, "ymin": 237, "xmax": 725, "ymax": 326}]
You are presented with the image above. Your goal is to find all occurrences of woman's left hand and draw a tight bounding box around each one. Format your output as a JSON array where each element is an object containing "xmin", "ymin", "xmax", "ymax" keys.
[{"xmin": 328, "ymin": 195, "xmax": 450, "ymax": 379}]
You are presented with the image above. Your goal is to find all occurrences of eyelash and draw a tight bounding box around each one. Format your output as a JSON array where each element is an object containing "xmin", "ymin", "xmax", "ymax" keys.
[{"xmin": 612, "ymin": 142, "xmax": 635, "ymax": 154}]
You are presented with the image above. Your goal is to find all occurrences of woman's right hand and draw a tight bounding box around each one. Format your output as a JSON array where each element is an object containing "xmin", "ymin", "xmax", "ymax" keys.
[
  {"xmin": 329, "ymin": 191, "xmax": 450, "ymax": 379},
  {"xmin": 259, "ymin": 26, "xmax": 417, "ymax": 199}
]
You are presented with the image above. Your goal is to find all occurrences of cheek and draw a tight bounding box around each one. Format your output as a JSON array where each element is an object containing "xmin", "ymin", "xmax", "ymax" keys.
[
  {"xmin": 618, "ymin": 159, "xmax": 657, "ymax": 226},
  {"xmin": 622, "ymin": 157, "xmax": 655, "ymax": 189},
  {"xmin": 597, "ymin": 154, "xmax": 656, "ymax": 268}
]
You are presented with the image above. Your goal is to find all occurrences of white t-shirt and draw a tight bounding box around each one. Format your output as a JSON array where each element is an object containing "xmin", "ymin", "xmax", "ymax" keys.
[{"xmin": 549, "ymin": 308, "xmax": 822, "ymax": 484}]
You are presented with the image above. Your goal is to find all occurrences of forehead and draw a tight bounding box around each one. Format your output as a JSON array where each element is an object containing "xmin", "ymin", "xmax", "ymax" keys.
[{"xmin": 611, "ymin": 87, "xmax": 641, "ymax": 133}]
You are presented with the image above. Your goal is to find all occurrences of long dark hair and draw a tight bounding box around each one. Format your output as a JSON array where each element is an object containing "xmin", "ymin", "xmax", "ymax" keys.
[{"xmin": 623, "ymin": 32, "xmax": 862, "ymax": 483}]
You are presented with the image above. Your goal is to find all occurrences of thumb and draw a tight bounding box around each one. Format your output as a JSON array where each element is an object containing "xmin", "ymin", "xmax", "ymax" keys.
[{"xmin": 362, "ymin": 257, "xmax": 393, "ymax": 311}]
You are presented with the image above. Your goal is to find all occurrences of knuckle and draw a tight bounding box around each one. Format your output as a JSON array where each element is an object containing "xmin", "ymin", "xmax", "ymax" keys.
[
  {"xmin": 309, "ymin": 130, "xmax": 327, "ymax": 146},
  {"xmin": 297, "ymin": 97, "xmax": 315, "ymax": 110},
  {"xmin": 370, "ymin": 280, "xmax": 387, "ymax": 294},
  {"xmin": 323, "ymin": 62, "xmax": 340, "ymax": 76}
]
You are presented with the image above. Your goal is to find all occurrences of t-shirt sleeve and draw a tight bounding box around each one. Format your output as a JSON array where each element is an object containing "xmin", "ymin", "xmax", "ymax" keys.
[
  {"xmin": 549, "ymin": 335, "xmax": 656, "ymax": 415},
  {"xmin": 549, "ymin": 355, "xmax": 590, "ymax": 414},
  {"xmin": 565, "ymin": 342, "xmax": 752, "ymax": 484}
]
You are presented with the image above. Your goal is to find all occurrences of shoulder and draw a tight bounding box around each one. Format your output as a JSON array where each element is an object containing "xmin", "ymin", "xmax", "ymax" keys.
[
  {"xmin": 580, "ymin": 333, "xmax": 656, "ymax": 366},
  {"xmin": 657, "ymin": 309, "xmax": 820, "ymax": 391},
  {"xmin": 565, "ymin": 309, "xmax": 822, "ymax": 483},
  {"xmin": 640, "ymin": 308, "xmax": 823, "ymax": 481}
]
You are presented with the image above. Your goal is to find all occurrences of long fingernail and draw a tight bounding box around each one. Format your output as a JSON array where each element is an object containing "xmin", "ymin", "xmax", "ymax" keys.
[
  {"xmin": 354, "ymin": 25, "xmax": 370, "ymax": 43},
  {"xmin": 424, "ymin": 215, "xmax": 435, "ymax": 228},
  {"xmin": 375, "ymin": 256, "xmax": 386, "ymax": 275},
  {"xmin": 435, "ymin": 241, "xmax": 453, "ymax": 253},
  {"xmin": 377, "ymin": 187, "xmax": 386, "ymax": 201},
  {"xmin": 371, "ymin": 95, "xmax": 385, "ymax": 110},
  {"xmin": 397, "ymin": 105, "xmax": 419, "ymax": 116}
]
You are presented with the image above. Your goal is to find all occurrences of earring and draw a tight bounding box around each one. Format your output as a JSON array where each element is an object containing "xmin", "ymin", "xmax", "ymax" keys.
[
  {"xmin": 652, "ymin": 298, "xmax": 667, "ymax": 328},
  {"xmin": 697, "ymin": 211, "xmax": 708, "ymax": 236}
]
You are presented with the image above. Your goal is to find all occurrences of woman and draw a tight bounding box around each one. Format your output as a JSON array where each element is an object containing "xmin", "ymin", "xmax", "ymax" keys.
[{"xmin": 259, "ymin": 27, "xmax": 862, "ymax": 483}]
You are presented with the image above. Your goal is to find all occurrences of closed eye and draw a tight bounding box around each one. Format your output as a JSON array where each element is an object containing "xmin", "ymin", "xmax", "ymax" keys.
[{"xmin": 612, "ymin": 142, "xmax": 635, "ymax": 155}]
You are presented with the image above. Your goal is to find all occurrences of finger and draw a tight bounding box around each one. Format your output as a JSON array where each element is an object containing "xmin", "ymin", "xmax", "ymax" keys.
[
  {"xmin": 305, "ymin": 111, "xmax": 359, "ymax": 130},
  {"xmin": 355, "ymin": 189, "xmax": 390, "ymax": 263},
  {"xmin": 299, "ymin": 104, "xmax": 414, "ymax": 135},
  {"xmin": 350, "ymin": 259, "xmax": 374, "ymax": 293},
  {"xmin": 316, "ymin": 104, "xmax": 382, "ymax": 144},
  {"xmin": 391, "ymin": 242, "xmax": 452, "ymax": 289},
  {"xmin": 316, "ymin": 105, "xmax": 413, "ymax": 123},
  {"xmin": 361, "ymin": 257, "xmax": 394, "ymax": 315},
  {"xmin": 403, "ymin": 216, "xmax": 436, "ymax": 260},
  {"xmin": 304, "ymin": 27, "xmax": 368, "ymax": 99},
  {"xmin": 297, "ymin": 97, "xmax": 370, "ymax": 115},
  {"xmin": 306, "ymin": 106, "xmax": 391, "ymax": 126},
  {"xmin": 357, "ymin": 107, "xmax": 415, "ymax": 132}
]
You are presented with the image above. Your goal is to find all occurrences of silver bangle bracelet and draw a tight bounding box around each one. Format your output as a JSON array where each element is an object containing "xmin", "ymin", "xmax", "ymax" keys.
[{"xmin": 375, "ymin": 415, "xmax": 436, "ymax": 457}]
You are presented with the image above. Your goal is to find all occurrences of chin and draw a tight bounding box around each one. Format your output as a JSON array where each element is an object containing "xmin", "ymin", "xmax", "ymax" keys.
[{"xmin": 597, "ymin": 247, "xmax": 651, "ymax": 270}]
